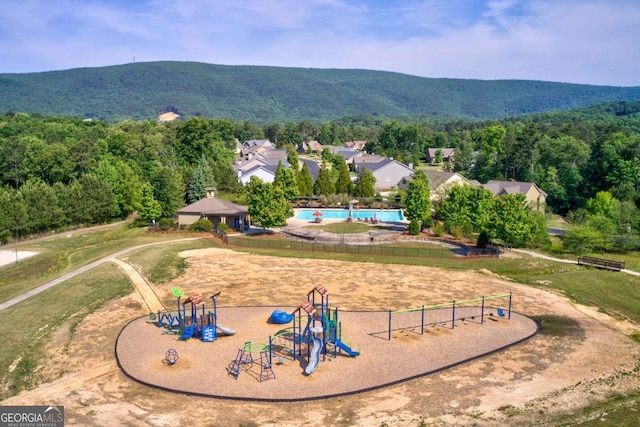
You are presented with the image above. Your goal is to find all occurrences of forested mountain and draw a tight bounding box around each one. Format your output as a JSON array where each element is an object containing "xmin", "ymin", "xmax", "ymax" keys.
[{"xmin": 1, "ymin": 61, "xmax": 640, "ymax": 123}]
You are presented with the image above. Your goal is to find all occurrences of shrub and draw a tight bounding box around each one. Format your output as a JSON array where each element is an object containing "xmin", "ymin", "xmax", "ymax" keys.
[
  {"xmin": 190, "ymin": 218, "xmax": 213, "ymax": 232},
  {"xmin": 408, "ymin": 219, "xmax": 421, "ymax": 235},
  {"xmin": 432, "ymin": 222, "xmax": 446, "ymax": 237},
  {"xmin": 449, "ymin": 224, "xmax": 465, "ymax": 240},
  {"xmin": 217, "ymin": 223, "xmax": 230, "ymax": 232},
  {"xmin": 158, "ymin": 218, "xmax": 174, "ymax": 231},
  {"xmin": 477, "ymin": 230, "xmax": 490, "ymax": 248}
]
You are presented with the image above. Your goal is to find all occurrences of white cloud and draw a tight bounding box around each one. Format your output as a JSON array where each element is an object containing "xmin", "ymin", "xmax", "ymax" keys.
[{"xmin": 0, "ymin": 0, "xmax": 638, "ymax": 85}]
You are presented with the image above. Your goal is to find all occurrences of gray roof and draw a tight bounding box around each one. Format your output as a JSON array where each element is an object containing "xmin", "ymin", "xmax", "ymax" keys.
[
  {"xmin": 178, "ymin": 197, "xmax": 247, "ymax": 215},
  {"xmin": 301, "ymin": 158, "xmax": 320, "ymax": 182},
  {"xmin": 480, "ymin": 180, "xmax": 547, "ymax": 197}
]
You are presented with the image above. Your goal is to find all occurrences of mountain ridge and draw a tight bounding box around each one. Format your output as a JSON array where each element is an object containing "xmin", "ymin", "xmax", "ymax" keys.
[{"xmin": 1, "ymin": 61, "xmax": 639, "ymax": 123}]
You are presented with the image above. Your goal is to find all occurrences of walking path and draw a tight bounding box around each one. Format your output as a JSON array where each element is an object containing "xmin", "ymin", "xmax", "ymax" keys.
[
  {"xmin": 0, "ymin": 238, "xmax": 200, "ymax": 312},
  {"xmin": 111, "ymin": 258, "xmax": 167, "ymax": 313},
  {"xmin": 2, "ymin": 239, "xmax": 192, "ymax": 405}
]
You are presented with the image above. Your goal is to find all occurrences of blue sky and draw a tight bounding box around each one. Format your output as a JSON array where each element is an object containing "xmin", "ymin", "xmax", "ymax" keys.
[{"xmin": 1, "ymin": 0, "xmax": 639, "ymax": 86}]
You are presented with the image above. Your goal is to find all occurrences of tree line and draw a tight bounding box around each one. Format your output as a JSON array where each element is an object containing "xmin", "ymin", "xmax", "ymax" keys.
[{"xmin": 1, "ymin": 101, "xmax": 639, "ymax": 252}]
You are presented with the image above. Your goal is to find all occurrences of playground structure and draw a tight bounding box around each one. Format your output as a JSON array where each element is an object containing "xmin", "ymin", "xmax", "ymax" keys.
[
  {"xmin": 382, "ymin": 293, "xmax": 512, "ymax": 340},
  {"xmin": 228, "ymin": 341, "xmax": 276, "ymax": 382},
  {"xmin": 153, "ymin": 288, "xmax": 236, "ymax": 342},
  {"xmin": 270, "ymin": 284, "xmax": 360, "ymax": 375},
  {"xmin": 117, "ymin": 287, "xmax": 536, "ymax": 400}
]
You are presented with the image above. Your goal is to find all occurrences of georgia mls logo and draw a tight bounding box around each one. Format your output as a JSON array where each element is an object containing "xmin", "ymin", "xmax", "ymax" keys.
[{"xmin": 0, "ymin": 405, "xmax": 64, "ymax": 427}]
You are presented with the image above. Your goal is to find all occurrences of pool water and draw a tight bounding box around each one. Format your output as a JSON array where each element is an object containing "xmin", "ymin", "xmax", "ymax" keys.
[{"xmin": 295, "ymin": 209, "xmax": 404, "ymax": 222}]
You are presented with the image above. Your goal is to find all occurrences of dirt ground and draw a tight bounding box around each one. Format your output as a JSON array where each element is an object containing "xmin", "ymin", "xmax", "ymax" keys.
[{"xmin": 4, "ymin": 247, "xmax": 640, "ymax": 426}]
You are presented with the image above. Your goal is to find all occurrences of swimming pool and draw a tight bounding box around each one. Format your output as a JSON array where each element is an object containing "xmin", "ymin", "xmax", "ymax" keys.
[{"xmin": 295, "ymin": 208, "xmax": 404, "ymax": 222}]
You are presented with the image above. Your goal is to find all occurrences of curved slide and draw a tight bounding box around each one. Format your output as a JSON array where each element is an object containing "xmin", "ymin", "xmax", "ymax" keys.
[
  {"xmin": 305, "ymin": 335, "xmax": 323, "ymax": 375},
  {"xmin": 216, "ymin": 324, "xmax": 236, "ymax": 335}
]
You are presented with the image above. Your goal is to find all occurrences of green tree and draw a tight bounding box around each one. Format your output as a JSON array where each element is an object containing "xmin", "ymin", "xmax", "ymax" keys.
[
  {"xmin": 474, "ymin": 125, "xmax": 506, "ymax": 183},
  {"xmin": 274, "ymin": 163, "xmax": 299, "ymax": 202},
  {"xmin": 585, "ymin": 191, "xmax": 617, "ymax": 218},
  {"xmin": 151, "ymin": 166, "xmax": 185, "ymax": 217},
  {"xmin": 403, "ymin": 170, "xmax": 432, "ymax": 227},
  {"xmin": 335, "ymin": 160, "xmax": 353, "ymax": 195},
  {"xmin": 174, "ymin": 117, "xmax": 234, "ymax": 166},
  {"xmin": 287, "ymin": 149, "xmax": 300, "ymax": 171},
  {"xmin": 313, "ymin": 161, "xmax": 335, "ymax": 196},
  {"xmin": 96, "ymin": 157, "xmax": 143, "ymax": 217},
  {"xmin": 563, "ymin": 224, "xmax": 607, "ymax": 254},
  {"xmin": 137, "ymin": 182, "xmax": 162, "ymax": 223},
  {"xmin": 297, "ymin": 162, "xmax": 314, "ymax": 197},
  {"xmin": 488, "ymin": 194, "xmax": 537, "ymax": 247},
  {"xmin": 187, "ymin": 156, "xmax": 216, "ymax": 204},
  {"xmin": 246, "ymin": 177, "xmax": 290, "ymax": 228},
  {"xmin": 434, "ymin": 185, "xmax": 493, "ymax": 234},
  {"xmin": 0, "ymin": 186, "xmax": 28, "ymax": 239},
  {"xmin": 68, "ymin": 174, "xmax": 118, "ymax": 224},
  {"xmin": 19, "ymin": 178, "xmax": 64, "ymax": 233},
  {"xmin": 353, "ymin": 167, "xmax": 376, "ymax": 198}
]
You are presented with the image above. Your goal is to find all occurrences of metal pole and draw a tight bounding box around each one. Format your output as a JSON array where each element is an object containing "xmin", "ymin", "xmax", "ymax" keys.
[
  {"xmin": 481, "ymin": 296, "xmax": 485, "ymax": 325},
  {"xmin": 451, "ymin": 301, "xmax": 456, "ymax": 329},
  {"xmin": 421, "ymin": 305, "xmax": 425, "ymax": 335},
  {"xmin": 388, "ymin": 310, "xmax": 392, "ymax": 341},
  {"xmin": 508, "ymin": 292, "xmax": 512, "ymax": 319}
]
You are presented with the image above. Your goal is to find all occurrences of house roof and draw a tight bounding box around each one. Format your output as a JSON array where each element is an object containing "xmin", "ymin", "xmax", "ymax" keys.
[
  {"xmin": 178, "ymin": 196, "xmax": 247, "ymax": 215},
  {"xmin": 352, "ymin": 155, "xmax": 386, "ymax": 165},
  {"xmin": 427, "ymin": 148, "xmax": 456, "ymax": 158},
  {"xmin": 301, "ymin": 158, "xmax": 320, "ymax": 182},
  {"xmin": 481, "ymin": 180, "xmax": 548, "ymax": 198}
]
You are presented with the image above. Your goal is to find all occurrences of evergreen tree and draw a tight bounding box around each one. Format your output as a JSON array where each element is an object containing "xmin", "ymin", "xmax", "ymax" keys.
[
  {"xmin": 353, "ymin": 167, "xmax": 375, "ymax": 197},
  {"xmin": 335, "ymin": 160, "xmax": 353, "ymax": 195},
  {"xmin": 313, "ymin": 161, "xmax": 335, "ymax": 196},
  {"xmin": 188, "ymin": 156, "xmax": 216, "ymax": 203},
  {"xmin": 274, "ymin": 163, "xmax": 299, "ymax": 202},
  {"xmin": 297, "ymin": 162, "xmax": 314, "ymax": 197},
  {"xmin": 287, "ymin": 149, "xmax": 300, "ymax": 171},
  {"xmin": 0, "ymin": 186, "xmax": 28, "ymax": 239}
]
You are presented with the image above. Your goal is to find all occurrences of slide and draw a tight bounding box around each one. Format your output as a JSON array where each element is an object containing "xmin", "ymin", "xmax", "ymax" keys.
[
  {"xmin": 334, "ymin": 339, "xmax": 360, "ymax": 357},
  {"xmin": 216, "ymin": 324, "xmax": 236, "ymax": 335},
  {"xmin": 305, "ymin": 335, "xmax": 322, "ymax": 375},
  {"xmin": 180, "ymin": 324, "xmax": 196, "ymax": 340}
]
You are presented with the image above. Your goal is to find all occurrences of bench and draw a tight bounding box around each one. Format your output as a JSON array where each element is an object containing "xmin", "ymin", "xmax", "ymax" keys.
[{"xmin": 577, "ymin": 256, "xmax": 625, "ymax": 271}]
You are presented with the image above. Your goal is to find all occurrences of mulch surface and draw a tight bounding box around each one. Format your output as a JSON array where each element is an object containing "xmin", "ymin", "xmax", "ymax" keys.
[{"xmin": 115, "ymin": 305, "xmax": 537, "ymax": 401}]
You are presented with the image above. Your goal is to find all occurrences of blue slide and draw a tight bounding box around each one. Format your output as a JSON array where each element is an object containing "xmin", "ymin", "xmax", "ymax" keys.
[
  {"xmin": 334, "ymin": 339, "xmax": 360, "ymax": 357},
  {"xmin": 305, "ymin": 335, "xmax": 322, "ymax": 374}
]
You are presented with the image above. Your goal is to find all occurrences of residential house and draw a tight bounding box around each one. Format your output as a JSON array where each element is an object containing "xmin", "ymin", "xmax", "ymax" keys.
[
  {"xmin": 240, "ymin": 139, "xmax": 274, "ymax": 160},
  {"xmin": 234, "ymin": 156, "xmax": 290, "ymax": 185},
  {"xmin": 356, "ymin": 158, "xmax": 414, "ymax": 190},
  {"xmin": 399, "ymin": 171, "xmax": 473, "ymax": 200},
  {"xmin": 477, "ymin": 180, "xmax": 547, "ymax": 211},
  {"xmin": 297, "ymin": 140, "xmax": 324, "ymax": 154},
  {"xmin": 345, "ymin": 140, "xmax": 367, "ymax": 151},
  {"xmin": 426, "ymin": 148, "xmax": 456, "ymax": 164},
  {"xmin": 177, "ymin": 187, "xmax": 248, "ymax": 230}
]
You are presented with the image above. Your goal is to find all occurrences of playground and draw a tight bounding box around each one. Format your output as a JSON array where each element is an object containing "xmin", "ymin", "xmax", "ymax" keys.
[{"xmin": 116, "ymin": 273, "xmax": 536, "ymax": 400}]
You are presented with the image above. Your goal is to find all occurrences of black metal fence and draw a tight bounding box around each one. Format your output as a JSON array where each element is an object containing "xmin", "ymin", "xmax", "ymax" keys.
[{"xmin": 223, "ymin": 234, "xmax": 458, "ymax": 258}]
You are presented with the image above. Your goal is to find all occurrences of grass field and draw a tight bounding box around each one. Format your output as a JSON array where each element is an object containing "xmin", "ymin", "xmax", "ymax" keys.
[{"xmin": 0, "ymin": 223, "xmax": 638, "ymax": 424}]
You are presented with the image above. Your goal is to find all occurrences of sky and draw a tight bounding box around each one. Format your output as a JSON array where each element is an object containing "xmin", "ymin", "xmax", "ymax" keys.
[{"xmin": 1, "ymin": 0, "xmax": 639, "ymax": 86}]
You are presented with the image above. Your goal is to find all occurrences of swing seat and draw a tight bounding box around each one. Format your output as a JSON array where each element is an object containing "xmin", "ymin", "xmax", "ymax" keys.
[{"xmin": 497, "ymin": 308, "xmax": 505, "ymax": 317}]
